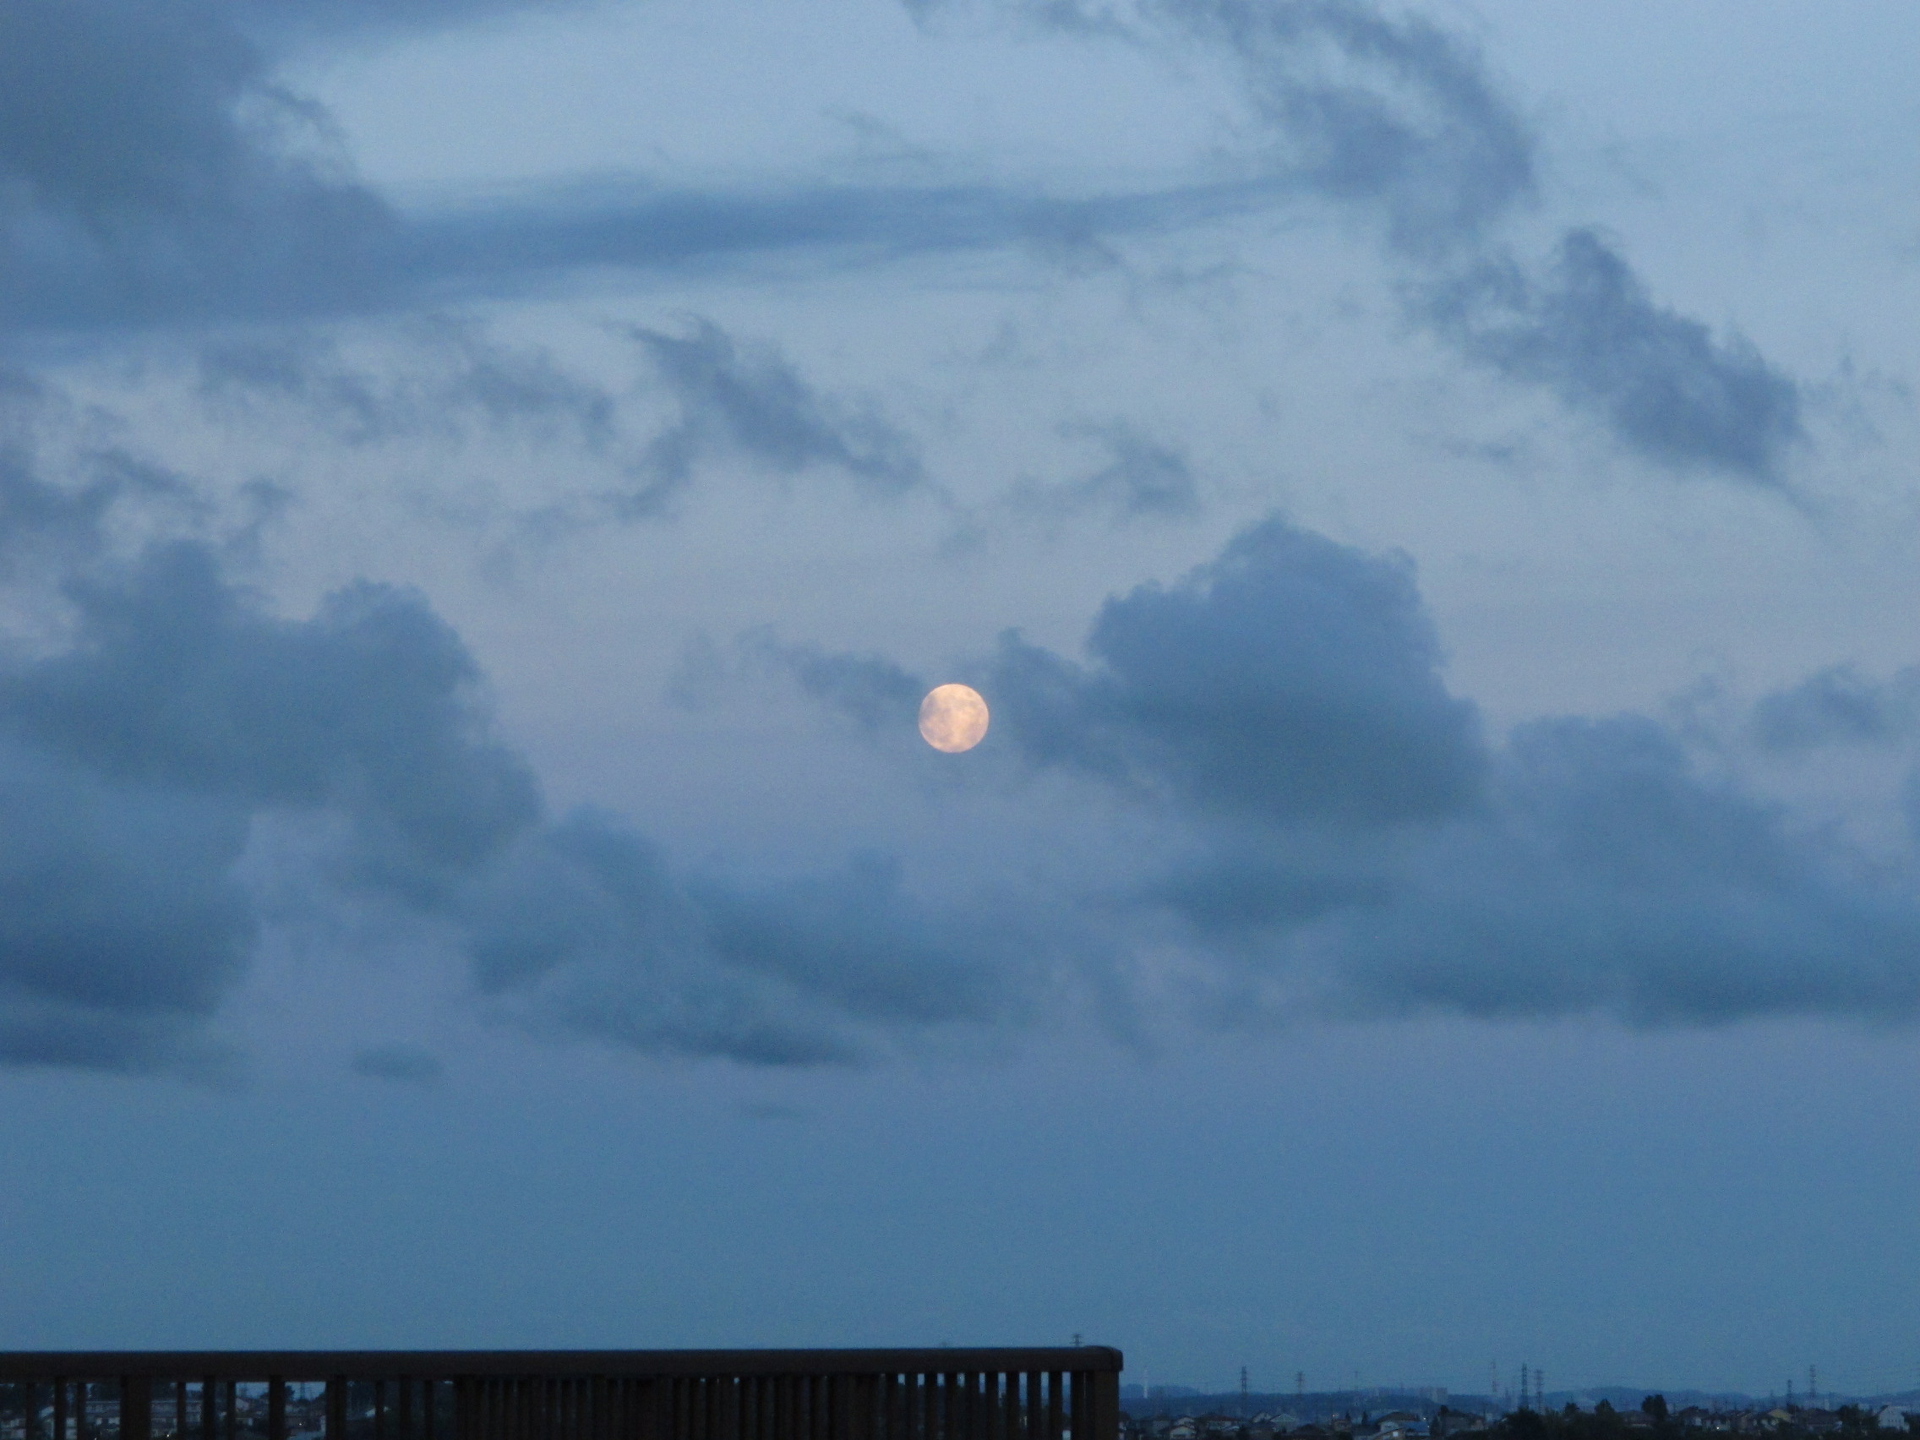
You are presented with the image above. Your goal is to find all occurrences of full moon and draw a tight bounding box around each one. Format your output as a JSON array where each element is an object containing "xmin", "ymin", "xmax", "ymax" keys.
[{"xmin": 918, "ymin": 683, "xmax": 990, "ymax": 753}]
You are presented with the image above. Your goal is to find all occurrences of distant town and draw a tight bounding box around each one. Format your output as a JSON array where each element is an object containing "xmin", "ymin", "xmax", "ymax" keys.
[{"xmin": 1117, "ymin": 1385, "xmax": 1920, "ymax": 1440}]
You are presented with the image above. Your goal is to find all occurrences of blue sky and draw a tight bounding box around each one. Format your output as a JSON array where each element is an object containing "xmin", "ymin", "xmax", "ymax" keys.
[{"xmin": 3, "ymin": 0, "xmax": 1920, "ymax": 1400}]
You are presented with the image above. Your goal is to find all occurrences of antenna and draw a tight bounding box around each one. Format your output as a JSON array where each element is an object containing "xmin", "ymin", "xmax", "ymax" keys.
[
  {"xmin": 1520, "ymin": 1367, "xmax": 1529, "ymax": 1413},
  {"xmin": 1298, "ymin": 1374, "xmax": 1305, "ymax": 1403},
  {"xmin": 1810, "ymin": 1368, "xmax": 1818, "ymax": 1410},
  {"xmin": 1242, "ymin": 1369, "xmax": 1250, "ymax": 1417}
]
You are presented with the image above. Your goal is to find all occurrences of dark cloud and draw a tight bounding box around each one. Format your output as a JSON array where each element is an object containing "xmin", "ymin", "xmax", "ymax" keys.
[
  {"xmin": 0, "ymin": 0, "xmax": 398, "ymax": 334},
  {"xmin": 0, "ymin": 738, "xmax": 254, "ymax": 1076},
  {"xmin": 0, "ymin": 536, "xmax": 539, "ymax": 1073},
  {"xmin": 987, "ymin": 514, "xmax": 1487, "ymax": 824},
  {"xmin": 350, "ymin": 1042, "xmax": 444, "ymax": 1084},
  {"xmin": 396, "ymin": 174, "xmax": 1277, "ymax": 307},
  {"xmin": 1750, "ymin": 664, "xmax": 1920, "ymax": 751},
  {"xmin": 1319, "ymin": 715, "xmax": 1920, "ymax": 1026},
  {"xmin": 5, "ymin": 544, "xmax": 540, "ymax": 890},
  {"xmin": 466, "ymin": 816, "xmax": 1029, "ymax": 1066},
  {"xmin": 622, "ymin": 320, "xmax": 924, "ymax": 513},
  {"xmin": 1422, "ymin": 228, "xmax": 1805, "ymax": 484},
  {"xmin": 780, "ymin": 511, "xmax": 1920, "ymax": 1031}
]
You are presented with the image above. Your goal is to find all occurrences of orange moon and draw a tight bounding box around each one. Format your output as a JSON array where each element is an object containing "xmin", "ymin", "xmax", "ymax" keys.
[{"xmin": 918, "ymin": 684, "xmax": 990, "ymax": 753}]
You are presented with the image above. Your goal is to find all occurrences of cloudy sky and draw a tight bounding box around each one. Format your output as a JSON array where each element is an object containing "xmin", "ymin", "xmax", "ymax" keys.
[{"xmin": 3, "ymin": 0, "xmax": 1920, "ymax": 1401}]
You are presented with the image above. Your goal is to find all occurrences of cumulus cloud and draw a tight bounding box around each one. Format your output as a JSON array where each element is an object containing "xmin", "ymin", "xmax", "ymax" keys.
[
  {"xmin": 9, "ymin": 491, "xmax": 1920, "ymax": 1077},
  {"xmin": 783, "ymin": 511, "xmax": 1920, "ymax": 1030},
  {"xmin": 985, "ymin": 515, "xmax": 1486, "ymax": 824},
  {"xmin": 0, "ymin": 528, "xmax": 538, "ymax": 1072},
  {"xmin": 0, "ymin": 433, "xmax": 1030, "ymax": 1072}
]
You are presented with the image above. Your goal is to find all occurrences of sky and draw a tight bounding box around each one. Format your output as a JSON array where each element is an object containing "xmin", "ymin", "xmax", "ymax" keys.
[{"xmin": 2, "ymin": 0, "xmax": 1920, "ymax": 1402}]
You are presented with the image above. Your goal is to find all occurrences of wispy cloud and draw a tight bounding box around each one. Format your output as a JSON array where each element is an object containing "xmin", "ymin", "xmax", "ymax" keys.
[
  {"xmin": 623, "ymin": 320, "xmax": 925, "ymax": 514},
  {"xmin": 915, "ymin": 0, "xmax": 1805, "ymax": 488},
  {"xmin": 1421, "ymin": 228, "xmax": 1805, "ymax": 484}
]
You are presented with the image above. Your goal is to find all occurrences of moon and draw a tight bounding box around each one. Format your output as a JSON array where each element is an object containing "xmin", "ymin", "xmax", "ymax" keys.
[{"xmin": 919, "ymin": 683, "xmax": 990, "ymax": 753}]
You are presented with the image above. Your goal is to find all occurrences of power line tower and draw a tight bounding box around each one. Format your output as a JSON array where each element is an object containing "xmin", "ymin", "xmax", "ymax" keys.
[
  {"xmin": 1298, "ymin": 1374, "xmax": 1305, "ymax": 1404},
  {"xmin": 1810, "ymin": 1368, "xmax": 1818, "ymax": 1410},
  {"xmin": 1242, "ymin": 1369, "xmax": 1250, "ymax": 1417}
]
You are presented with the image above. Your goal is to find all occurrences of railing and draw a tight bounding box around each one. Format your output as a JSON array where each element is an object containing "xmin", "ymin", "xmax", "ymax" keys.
[{"xmin": 0, "ymin": 1350, "xmax": 1122, "ymax": 1440}]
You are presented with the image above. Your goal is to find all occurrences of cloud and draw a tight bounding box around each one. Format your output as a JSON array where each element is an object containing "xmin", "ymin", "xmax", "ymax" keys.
[
  {"xmin": 0, "ymin": 534, "xmax": 539, "ymax": 1072},
  {"xmin": 0, "ymin": 737, "xmax": 254, "ymax": 1076},
  {"xmin": 760, "ymin": 637, "xmax": 928, "ymax": 735},
  {"xmin": 350, "ymin": 1042, "xmax": 444, "ymax": 1084},
  {"xmin": 466, "ymin": 818, "xmax": 1032, "ymax": 1066},
  {"xmin": 0, "ymin": 0, "xmax": 1805, "ymax": 499},
  {"xmin": 918, "ymin": 0, "xmax": 1534, "ymax": 254},
  {"xmin": 1009, "ymin": 422, "xmax": 1201, "ymax": 521},
  {"xmin": 5, "ymin": 544, "xmax": 541, "ymax": 889},
  {"xmin": 1422, "ymin": 228, "xmax": 1805, "ymax": 484},
  {"xmin": 0, "ymin": 0, "xmax": 399, "ymax": 335},
  {"xmin": 0, "ymin": 525, "xmax": 1042, "ymax": 1074},
  {"xmin": 919, "ymin": 0, "xmax": 1805, "ymax": 486},
  {"xmin": 196, "ymin": 322, "xmax": 618, "ymax": 450},
  {"xmin": 1749, "ymin": 664, "xmax": 1920, "ymax": 751},
  {"xmin": 7, "ymin": 497, "xmax": 1918, "ymax": 1077},
  {"xmin": 986, "ymin": 514, "xmax": 1487, "ymax": 824},
  {"xmin": 781, "ymin": 511, "xmax": 1920, "ymax": 1031},
  {"xmin": 1319, "ymin": 715, "xmax": 1920, "ymax": 1026},
  {"xmin": 1154, "ymin": 0, "xmax": 1535, "ymax": 256},
  {"xmin": 621, "ymin": 320, "xmax": 925, "ymax": 513},
  {"xmin": 231, "ymin": 0, "xmax": 574, "ymax": 43}
]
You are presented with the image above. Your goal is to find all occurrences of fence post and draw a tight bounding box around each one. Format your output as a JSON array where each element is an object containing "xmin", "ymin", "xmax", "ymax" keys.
[
  {"xmin": 1088, "ymin": 1374, "xmax": 1117, "ymax": 1440},
  {"xmin": 122, "ymin": 1377, "xmax": 153, "ymax": 1440}
]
